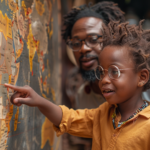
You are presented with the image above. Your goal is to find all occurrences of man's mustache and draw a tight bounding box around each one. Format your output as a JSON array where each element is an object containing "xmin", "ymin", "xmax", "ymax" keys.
[
  {"xmin": 79, "ymin": 54, "xmax": 99, "ymax": 82},
  {"xmin": 79, "ymin": 54, "xmax": 99, "ymax": 61}
]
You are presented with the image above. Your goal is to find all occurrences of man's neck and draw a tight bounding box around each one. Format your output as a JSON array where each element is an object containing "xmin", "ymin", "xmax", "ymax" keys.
[{"xmin": 90, "ymin": 81, "xmax": 102, "ymax": 95}]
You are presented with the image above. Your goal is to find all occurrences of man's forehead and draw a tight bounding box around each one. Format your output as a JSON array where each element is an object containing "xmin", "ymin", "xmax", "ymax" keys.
[
  {"xmin": 82, "ymin": 17, "xmax": 103, "ymax": 27},
  {"xmin": 72, "ymin": 17, "xmax": 103, "ymax": 36}
]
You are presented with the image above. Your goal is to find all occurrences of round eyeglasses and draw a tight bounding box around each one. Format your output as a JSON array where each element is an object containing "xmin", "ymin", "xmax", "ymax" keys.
[
  {"xmin": 67, "ymin": 34, "xmax": 103, "ymax": 52},
  {"xmin": 94, "ymin": 65, "xmax": 133, "ymax": 80}
]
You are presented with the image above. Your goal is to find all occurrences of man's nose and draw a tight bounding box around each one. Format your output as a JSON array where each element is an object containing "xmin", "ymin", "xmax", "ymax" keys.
[{"xmin": 79, "ymin": 42, "xmax": 92, "ymax": 54}]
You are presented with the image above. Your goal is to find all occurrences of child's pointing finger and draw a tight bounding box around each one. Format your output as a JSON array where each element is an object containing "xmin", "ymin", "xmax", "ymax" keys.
[
  {"xmin": 4, "ymin": 83, "xmax": 29, "ymax": 93},
  {"xmin": 4, "ymin": 84, "xmax": 41, "ymax": 107}
]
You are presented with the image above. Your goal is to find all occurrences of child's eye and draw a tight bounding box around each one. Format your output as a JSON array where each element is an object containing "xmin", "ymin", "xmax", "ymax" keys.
[
  {"xmin": 100, "ymin": 71, "xmax": 104, "ymax": 75},
  {"xmin": 109, "ymin": 68, "xmax": 119, "ymax": 78},
  {"xmin": 112, "ymin": 70, "xmax": 118, "ymax": 75}
]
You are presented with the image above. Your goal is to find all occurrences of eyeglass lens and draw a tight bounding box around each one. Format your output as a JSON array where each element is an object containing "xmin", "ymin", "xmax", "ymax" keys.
[
  {"xmin": 69, "ymin": 38, "xmax": 81, "ymax": 51},
  {"xmin": 95, "ymin": 65, "xmax": 120, "ymax": 80},
  {"xmin": 69, "ymin": 35, "xmax": 102, "ymax": 51},
  {"xmin": 86, "ymin": 35, "xmax": 102, "ymax": 48}
]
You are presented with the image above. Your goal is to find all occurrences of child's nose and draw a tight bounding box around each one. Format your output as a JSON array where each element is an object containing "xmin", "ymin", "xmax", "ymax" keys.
[{"xmin": 100, "ymin": 72, "xmax": 111, "ymax": 85}]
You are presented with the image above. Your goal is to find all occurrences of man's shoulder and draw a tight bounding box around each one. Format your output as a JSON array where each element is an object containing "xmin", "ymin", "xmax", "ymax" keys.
[
  {"xmin": 77, "ymin": 82, "xmax": 90, "ymax": 95},
  {"xmin": 75, "ymin": 82, "xmax": 106, "ymax": 109},
  {"xmin": 77, "ymin": 81, "xmax": 104, "ymax": 100}
]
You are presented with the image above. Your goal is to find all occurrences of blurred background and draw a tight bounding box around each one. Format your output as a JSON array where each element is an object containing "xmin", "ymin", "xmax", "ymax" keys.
[{"xmin": 60, "ymin": 0, "xmax": 150, "ymax": 150}]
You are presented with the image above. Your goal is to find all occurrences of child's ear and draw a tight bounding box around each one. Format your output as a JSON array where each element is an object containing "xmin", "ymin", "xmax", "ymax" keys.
[{"xmin": 137, "ymin": 69, "xmax": 149, "ymax": 87}]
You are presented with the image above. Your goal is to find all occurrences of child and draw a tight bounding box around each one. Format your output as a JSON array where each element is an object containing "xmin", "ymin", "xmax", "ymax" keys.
[{"xmin": 5, "ymin": 20, "xmax": 150, "ymax": 150}]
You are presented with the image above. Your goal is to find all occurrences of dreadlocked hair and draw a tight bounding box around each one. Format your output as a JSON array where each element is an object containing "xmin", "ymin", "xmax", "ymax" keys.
[
  {"xmin": 62, "ymin": 1, "xmax": 125, "ymax": 42},
  {"xmin": 92, "ymin": 1, "xmax": 125, "ymax": 24},
  {"xmin": 103, "ymin": 20, "xmax": 150, "ymax": 91}
]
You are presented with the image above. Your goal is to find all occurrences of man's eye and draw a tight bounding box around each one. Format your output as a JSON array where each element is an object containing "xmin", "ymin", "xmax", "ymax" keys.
[
  {"xmin": 91, "ymin": 38, "xmax": 97, "ymax": 42},
  {"xmin": 88, "ymin": 36, "xmax": 98, "ymax": 44},
  {"xmin": 72, "ymin": 42, "xmax": 80, "ymax": 47}
]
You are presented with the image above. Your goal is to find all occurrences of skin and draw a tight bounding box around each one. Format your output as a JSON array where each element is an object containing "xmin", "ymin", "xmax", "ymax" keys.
[
  {"xmin": 99, "ymin": 45, "xmax": 149, "ymax": 122},
  {"xmin": 71, "ymin": 17, "xmax": 103, "ymax": 94},
  {"xmin": 4, "ymin": 85, "xmax": 63, "ymax": 126},
  {"xmin": 4, "ymin": 45, "xmax": 149, "ymax": 126}
]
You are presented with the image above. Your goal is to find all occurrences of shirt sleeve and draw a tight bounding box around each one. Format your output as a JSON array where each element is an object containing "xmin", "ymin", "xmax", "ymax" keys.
[{"xmin": 53, "ymin": 105, "xmax": 98, "ymax": 138}]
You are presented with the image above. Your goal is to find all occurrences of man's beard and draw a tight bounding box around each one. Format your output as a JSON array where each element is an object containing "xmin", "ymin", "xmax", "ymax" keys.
[
  {"xmin": 79, "ymin": 68, "xmax": 96, "ymax": 82},
  {"xmin": 79, "ymin": 54, "xmax": 99, "ymax": 82}
]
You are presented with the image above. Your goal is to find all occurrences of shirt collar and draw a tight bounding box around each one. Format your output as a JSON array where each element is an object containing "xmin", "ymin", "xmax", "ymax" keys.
[
  {"xmin": 110, "ymin": 101, "xmax": 150, "ymax": 119},
  {"xmin": 138, "ymin": 102, "xmax": 150, "ymax": 119}
]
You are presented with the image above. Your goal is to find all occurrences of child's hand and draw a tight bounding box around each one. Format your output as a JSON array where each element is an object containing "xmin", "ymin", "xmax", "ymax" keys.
[
  {"xmin": 4, "ymin": 84, "xmax": 41, "ymax": 107},
  {"xmin": 5, "ymin": 84, "xmax": 63, "ymax": 126}
]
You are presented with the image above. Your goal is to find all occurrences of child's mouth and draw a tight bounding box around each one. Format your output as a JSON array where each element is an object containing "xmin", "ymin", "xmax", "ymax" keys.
[
  {"xmin": 102, "ymin": 89, "xmax": 115, "ymax": 98},
  {"xmin": 103, "ymin": 90, "xmax": 114, "ymax": 93}
]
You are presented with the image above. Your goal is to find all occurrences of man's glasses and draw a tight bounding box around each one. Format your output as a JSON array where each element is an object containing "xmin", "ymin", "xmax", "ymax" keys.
[
  {"xmin": 67, "ymin": 34, "xmax": 103, "ymax": 51},
  {"xmin": 94, "ymin": 65, "xmax": 133, "ymax": 80}
]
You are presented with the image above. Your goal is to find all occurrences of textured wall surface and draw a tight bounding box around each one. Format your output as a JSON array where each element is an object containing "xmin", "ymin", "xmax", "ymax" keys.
[{"xmin": 0, "ymin": 0, "xmax": 61, "ymax": 149}]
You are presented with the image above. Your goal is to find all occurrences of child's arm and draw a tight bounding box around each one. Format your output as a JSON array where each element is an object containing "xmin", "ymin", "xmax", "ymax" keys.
[{"xmin": 4, "ymin": 84, "xmax": 62, "ymax": 127}]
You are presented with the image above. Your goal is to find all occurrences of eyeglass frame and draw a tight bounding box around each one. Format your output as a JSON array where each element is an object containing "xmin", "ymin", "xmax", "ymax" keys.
[
  {"xmin": 67, "ymin": 34, "xmax": 103, "ymax": 52},
  {"xmin": 94, "ymin": 65, "xmax": 134, "ymax": 81}
]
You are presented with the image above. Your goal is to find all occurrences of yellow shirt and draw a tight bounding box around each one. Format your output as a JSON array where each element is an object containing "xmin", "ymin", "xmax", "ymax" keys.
[{"xmin": 54, "ymin": 102, "xmax": 150, "ymax": 150}]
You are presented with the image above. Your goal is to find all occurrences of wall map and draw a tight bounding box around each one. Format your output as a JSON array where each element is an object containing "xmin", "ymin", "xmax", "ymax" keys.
[{"xmin": 0, "ymin": 0, "xmax": 61, "ymax": 149}]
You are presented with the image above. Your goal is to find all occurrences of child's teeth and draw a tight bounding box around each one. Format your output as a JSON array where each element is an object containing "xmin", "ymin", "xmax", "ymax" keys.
[{"xmin": 105, "ymin": 90, "xmax": 111, "ymax": 93}]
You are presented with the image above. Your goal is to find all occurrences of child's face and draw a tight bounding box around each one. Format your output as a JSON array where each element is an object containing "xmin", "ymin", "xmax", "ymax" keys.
[{"xmin": 98, "ymin": 45, "xmax": 140, "ymax": 105}]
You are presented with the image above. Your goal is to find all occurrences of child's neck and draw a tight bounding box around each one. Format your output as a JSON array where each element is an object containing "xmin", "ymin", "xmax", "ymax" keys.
[{"xmin": 118, "ymin": 94, "xmax": 144, "ymax": 122}]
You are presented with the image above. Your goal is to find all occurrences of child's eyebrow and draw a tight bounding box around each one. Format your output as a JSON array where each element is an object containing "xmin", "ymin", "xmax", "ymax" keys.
[
  {"xmin": 110, "ymin": 63, "xmax": 124, "ymax": 68},
  {"xmin": 108, "ymin": 52, "xmax": 130, "ymax": 64},
  {"xmin": 100, "ymin": 62, "xmax": 124, "ymax": 69},
  {"xmin": 111, "ymin": 57, "xmax": 131, "ymax": 65}
]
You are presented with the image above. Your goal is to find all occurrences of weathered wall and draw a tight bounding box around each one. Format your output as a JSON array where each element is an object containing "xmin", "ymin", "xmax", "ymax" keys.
[{"xmin": 0, "ymin": 0, "xmax": 61, "ymax": 149}]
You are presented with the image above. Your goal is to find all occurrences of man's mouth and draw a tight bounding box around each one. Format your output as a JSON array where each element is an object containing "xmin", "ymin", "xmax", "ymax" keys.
[{"xmin": 80, "ymin": 58, "xmax": 97, "ymax": 68}]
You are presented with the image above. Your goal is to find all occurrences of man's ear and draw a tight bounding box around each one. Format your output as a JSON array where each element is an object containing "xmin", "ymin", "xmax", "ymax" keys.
[{"xmin": 137, "ymin": 69, "xmax": 149, "ymax": 87}]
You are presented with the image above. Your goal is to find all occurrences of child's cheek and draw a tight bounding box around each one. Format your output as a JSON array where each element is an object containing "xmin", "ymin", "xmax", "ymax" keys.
[{"xmin": 98, "ymin": 81, "xmax": 102, "ymax": 90}]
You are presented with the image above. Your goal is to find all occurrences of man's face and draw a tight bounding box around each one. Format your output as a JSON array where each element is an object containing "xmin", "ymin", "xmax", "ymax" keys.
[{"xmin": 71, "ymin": 17, "xmax": 103, "ymax": 81}]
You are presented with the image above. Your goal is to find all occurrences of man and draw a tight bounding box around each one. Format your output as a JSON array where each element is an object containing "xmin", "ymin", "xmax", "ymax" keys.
[
  {"xmin": 62, "ymin": 1, "xmax": 125, "ymax": 150},
  {"xmin": 63, "ymin": 1, "xmax": 125, "ymax": 109}
]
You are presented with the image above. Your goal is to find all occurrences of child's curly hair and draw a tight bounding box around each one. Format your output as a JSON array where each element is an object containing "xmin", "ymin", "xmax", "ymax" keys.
[
  {"xmin": 62, "ymin": 1, "xmax": 125, "ymax": 42},
  {"xmin": 103, "ymin": 20, "xmax": 150, "ymax": 91}
]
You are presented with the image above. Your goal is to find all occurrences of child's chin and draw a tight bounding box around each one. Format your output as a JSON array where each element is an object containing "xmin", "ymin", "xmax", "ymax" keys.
[{"xmin": 106, "ymin": 99, "xmax": 117, "ymax": 105}]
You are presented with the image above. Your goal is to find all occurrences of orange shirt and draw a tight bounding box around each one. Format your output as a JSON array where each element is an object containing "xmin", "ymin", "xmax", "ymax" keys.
[{"xmin": 53, "ymin": 102, "xmax": 150, "ymax": 150}]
